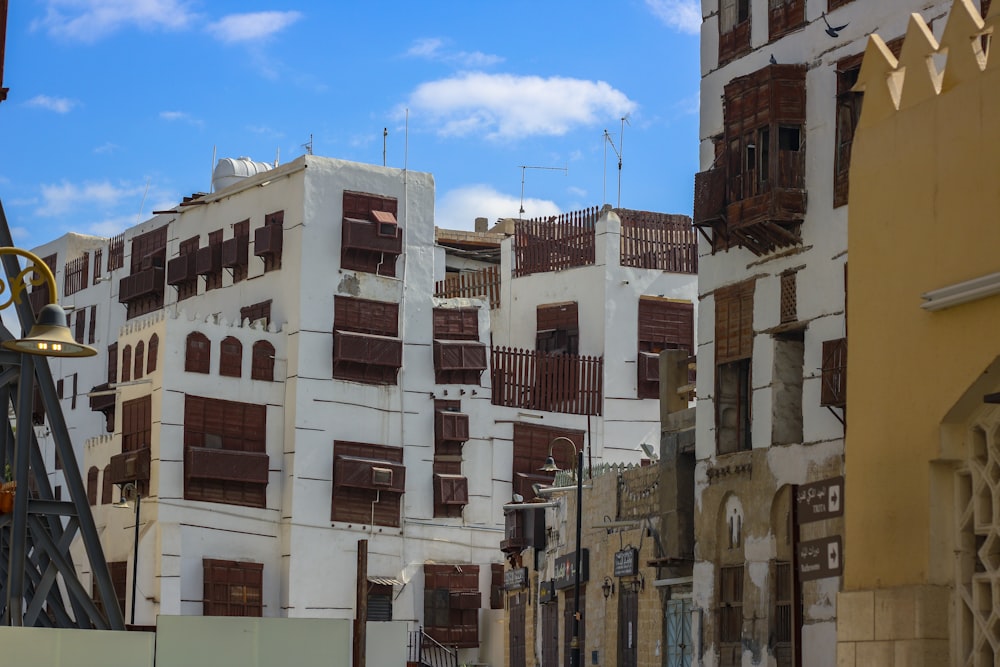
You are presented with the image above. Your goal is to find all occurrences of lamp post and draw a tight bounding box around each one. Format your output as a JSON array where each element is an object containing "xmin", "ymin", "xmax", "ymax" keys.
[
  {"xmin": 114, "ymin": 482, "xmax": 141, "ymax": 625},
  {"xmin": 0, "ymin": 244, "xmax": 102, "ymax": 627},
  {"xmin": 540, "ymin": 436, "xmax": 584, "ymax": 667}
]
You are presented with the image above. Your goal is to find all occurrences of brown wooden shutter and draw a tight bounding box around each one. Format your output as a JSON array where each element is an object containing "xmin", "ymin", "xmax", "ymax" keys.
[
  {"xmin": 121, "ymin": 345, "xmax": 132, "ymax": 382},
  {"xmin": 87, "ymin": 467, "xmax": 99, "ymax": 505},
  {"xmin": 102, "ymin": 465, "xmax": 113, "ymax": 504},
  {"xmin": 74, "ymin": 308, "xmax": 86, "ymax": 343},
  {"xmin": 251, "ymin": 341, "xmax": 275, "ymax": 381},
  {"xmin": 134, "ymin": 341, "xmax": 144, "ymax": 380},
  {"xmin": 147, "ymin": 334, "xmax": 158, "ymax": 374},
  {"xmin": 220, "ymin": 337, "xmax": 242, "ymax": 378},
  {"xmin": 185, "ymin": 332, "xmax": 211, "ymax": 373},
  {"xmin": 108, "ymin": 343, "xmax": 118, "ymax": 384},
  {"xmin": 88, "ymin": 305, "xmax": 97, "ymax": 344},
  {"xmin": 715, "ymin": 281, "xmax": 754, "ymax": 364}
]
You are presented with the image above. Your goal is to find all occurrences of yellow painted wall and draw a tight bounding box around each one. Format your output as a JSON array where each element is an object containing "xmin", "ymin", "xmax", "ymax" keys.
[{"xmin": 845, "ymin": 4, "xmax": 1000, "ymax": 591}]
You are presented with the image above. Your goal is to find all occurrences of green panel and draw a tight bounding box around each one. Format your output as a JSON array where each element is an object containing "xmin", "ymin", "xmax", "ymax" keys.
[
  {"xmin": 155, "ymin": 616, "xmax": 352, "ymax": 667},
  {"xmin": 0, "ymin": 627, "xmax": 155, "ymax": 667},
  {"xmin": 365, "ymin": 621, "xmax": 408, "ymax": 666}
]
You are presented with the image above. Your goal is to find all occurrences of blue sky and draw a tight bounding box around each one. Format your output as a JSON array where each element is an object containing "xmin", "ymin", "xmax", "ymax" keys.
[{"xmin": 0, "ymin": 0, "xmax": 702, "ymax": 249}]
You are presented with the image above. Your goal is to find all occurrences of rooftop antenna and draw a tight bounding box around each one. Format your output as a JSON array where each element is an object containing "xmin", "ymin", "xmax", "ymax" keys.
[
  {"xmin": 383, "ymin": 127, "xmax": 388, "ymax": 166},
  {"xmin": 211, "ymin": 145, "xmax": 217, "ymax": 193},
  {"xmin": 518, "ymin": 164, "xmax": 568, "ymax": 218},
  {"xmin": 274, "ymin": 147, "xmax": 280, "ymax": 168},
  {"xmin": 604, "ymin": 114, "xmax": 630, "ymax": 208},
  {"xmin": 136, "ymin": 178, "xmax": 150, "ymax": 224},
  {"xmin": 302, "ymin": 133, "xmax": 313, "ymax": 156}
]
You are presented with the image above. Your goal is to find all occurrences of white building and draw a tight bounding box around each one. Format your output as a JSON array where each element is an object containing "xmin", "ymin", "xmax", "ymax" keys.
[
  {"xmin": 691, "ymin": 1, "xmax": 976, "ymax": 666},
  {"xmin": 27, "ymin": 153, "xmax": 698, "ymax": 664}
]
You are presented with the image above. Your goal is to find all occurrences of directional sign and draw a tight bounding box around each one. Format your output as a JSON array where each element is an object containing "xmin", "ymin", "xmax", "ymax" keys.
[
  {"xmin": 795, "ymin": 476, "xmax": 844, "ymax": 524},
  {"xmin": 798, "ymin": 536, "xmax": 843, "ymax": 581}
]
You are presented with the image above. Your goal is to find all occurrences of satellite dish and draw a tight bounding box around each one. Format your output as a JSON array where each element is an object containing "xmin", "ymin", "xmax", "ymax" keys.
[{"xmin": 640, "ymin": 443, "xmax": 659, "ymax": 461}]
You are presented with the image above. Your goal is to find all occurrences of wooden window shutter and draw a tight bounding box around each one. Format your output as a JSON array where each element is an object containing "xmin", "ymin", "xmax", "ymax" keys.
[
  {"xmin": 121, "ymin": 345, "xmax": 132, "ymax": 382},
  {"xmin": 186, "ymin": 332, "xmax": 211, "ymax": 374},
  {"xmin": 147, "ymin": 334, "xmax": 158, "ymax": 374},
  {"xmin": 88, "ymin": 305, "xmax": 97, "ymax": 344},
  {"xmin": 220, "ymin": 336, "xmax": 243, "ymax": 378},
  {"xmin": 101, "ymin": 465, "xmax": 113, "ymax": 504},
  {"xmin": 715, "ymin": 281, "xmax": 754, "ymax": 364},
  {"xmin": 780, "ymin": 271, "xmax": 797, "ymax": 323},
  {"xmin": 251, "ymin": 341, "xmax": 275, "ymax": 381},
  {"xmin": 71, "ymin": 373, "xmax": 77, "ymax": 410},
  {"xmin": 87, "ymin": 466, "xmax": 99, "ymax": 505},
  {"xmin": 134, "ymin": 341, "xmax": 145, "ymax": 380},
  {"xmin": 74, "ymin": 308, "xmax": 86, "ymax": 343},
  {"xmin": 108, "ymin": 343, "xmax": 118, "ymax": 384}
]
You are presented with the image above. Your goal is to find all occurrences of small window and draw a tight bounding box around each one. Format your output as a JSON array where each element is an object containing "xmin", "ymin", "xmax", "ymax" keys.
[
  {"xmin": 203, "ymin": 559, "xmax": 263, "ymax": 617},
  {"xmin": 220, "ymin": 336, "xmax": 242, "ymax": 378},
  {"xmin": 87, "ymin": 466, "xmax": 99, "ymax": 506},
  {"xmin": 121, "ymin": 345, "xmax": 132, "ymax": 382},
  {"xmin": 251, "ymin": 341, "xmax": 275, "ymax": 381},
  {"xmin": 185, "ymin": 332, "xmax": 211, "ymax": 374},
  {"xmin": 102, "ymin": 465, "xmax": 113, "ymax": 504},
  {"xmin": 134, "ymin": 340, "xmax": 145, "ymax": 380},
  {"xmin": 147, "ymin": 334, "xmax": 159, "ymax": 374}
]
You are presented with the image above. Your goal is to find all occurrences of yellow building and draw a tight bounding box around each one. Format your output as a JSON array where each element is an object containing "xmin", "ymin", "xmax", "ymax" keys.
[{"xmin": 840, "ymin": 0, "xmax": 1000, "ymax": 664}]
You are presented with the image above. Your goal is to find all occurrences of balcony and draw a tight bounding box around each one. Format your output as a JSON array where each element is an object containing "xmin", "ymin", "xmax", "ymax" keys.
[
  {"xmin": 254, "ymin": 224, "xmax": 283, "ymax": 257},
  {"xmin": 491, "ymin": 346, "xmax": 603, "ymax": 416},
  {"xmin": 118, "ymin": 267, "xmax": 164, "ymax": 303},
  {"xmin": 185, "ymin": 447, "xmax": 269, "ymax": 485},
  {"xmin": 342, "ymin": 218, "xmax": 403, "ymax": 255},
  {"xmin": 221, "ymin": 236, "xmax": 249, "ymax": 268},
  {"xmin": 108, "ymin": 447, "xmax": 151, "ymax": 486},
  {"xmin": 167, "ymin": 254, "xmax": 196, "ymax": 285},
  {"xmin": 195, "ymin": 244, "xmax": 222, "ymax": 276}
]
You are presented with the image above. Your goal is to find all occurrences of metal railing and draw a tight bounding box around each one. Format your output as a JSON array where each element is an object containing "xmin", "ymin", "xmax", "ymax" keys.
[{"xmin": 408, "ymin": 626, "xmax": 459, "ymax": 667}]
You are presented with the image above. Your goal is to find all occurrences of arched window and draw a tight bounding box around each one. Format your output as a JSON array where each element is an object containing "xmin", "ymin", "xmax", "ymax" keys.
[
  {"xmin": 185, "ymin": 332, "xmax": 210, "ymax": 374},
  {"xmin": 147, "ymin": 334, "xmax": 159, "ymax": 374},
  {"xmin": 134, "ymin": 340, "xmax": 145, "ymax": 380},
  {"xmin": 121, "ymin": 345, "xmax": 132, "ymax": 382},
  {"xmin": 87, "ymin": 466, "xmax": 99, "ymax": 506},
  {"xmin": 251, "ymin": 341, "xmax": 275, "ymax": 381},
  {"xmin": 220, "ymin": 336, "xmax": 242, "ymax": 378},
  {"xmin": 101, "ymin": 465, "xmax": 113, "ymax": 504}
]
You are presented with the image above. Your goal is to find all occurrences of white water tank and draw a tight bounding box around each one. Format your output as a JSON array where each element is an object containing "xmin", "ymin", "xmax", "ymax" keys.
[{"xmin": 212, "ymin": 157, "xmax": 273, "ymax": 192}]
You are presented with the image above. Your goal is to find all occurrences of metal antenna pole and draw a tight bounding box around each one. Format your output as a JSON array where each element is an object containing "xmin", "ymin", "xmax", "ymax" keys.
[{"xmin": 517, "ymin": 165, "xmax": 568, "ymax": 219}]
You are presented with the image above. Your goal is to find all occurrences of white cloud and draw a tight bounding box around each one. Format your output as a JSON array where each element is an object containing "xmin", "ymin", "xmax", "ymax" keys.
[
  {"xmin": 206, "ymin": 11, "xmax": 302, "ymax": 44},
  {"xmin": 406, "ymin": 73, "xmax": 636, "ymax": 141},
  {"xmin": 159, "ymin": 110, "xmax": 203, "ymax": 127},
  {"xmin": 25, "ymin": 95, "xmax": 77, "ymax": 113},
  {"xmin": 645, "ymin": 0, "xmax": 701, "ymax": 34},
  {"xmin": 436, "ymin": 185, "xmax": 560, "ymax": 231},
  {"xmin": 32, "ymin": 0, "xmax": 196, "ymax": 42},
  {"xmin": 85, "ymin": 215, "xmax": 136, "ymax": 237},
  {"xmin": 35, "ymin": 180, "xmax": 147, "ymax": 218},
  {"xmin": 94, "ymin": 141, "xmax": 119, "ymax": 154},
  {"xmin": 405, "ymin": 37, "xmax": 503, "ymax": 68}
]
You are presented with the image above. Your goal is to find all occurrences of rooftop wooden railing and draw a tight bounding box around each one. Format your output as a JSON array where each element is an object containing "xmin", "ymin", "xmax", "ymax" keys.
[
  {"xmin": 434, "ymin": 266, "xmax": 501, "ymax": 309},
  {"xmin": 618, "ymin": 209, "xmax": 698, "ymax": 274},
  {"xmin": 513, "ymin": 208, "xmax": 598, "ymax": 277},
  {"xmin": 491, "ymin": 346, "xmax": 603, "ymax": 416}
]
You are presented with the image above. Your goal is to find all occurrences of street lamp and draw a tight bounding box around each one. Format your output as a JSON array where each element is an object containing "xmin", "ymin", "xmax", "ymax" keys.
[
  {"xmin": 540, "ymin": 436, "xmax": 584, "ymax": 667},
  {"xmin": 113, "ymin": 482, "xmax": 141, "ymax": 625},
  {"xmin": 0, "ymin": 246, "xmax": 97, "ymax": 357}
]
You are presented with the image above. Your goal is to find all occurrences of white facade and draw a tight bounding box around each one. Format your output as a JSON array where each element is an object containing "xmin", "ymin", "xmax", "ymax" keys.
[
  {"xmin": 29, "ymin": 154, "xmax": 696, "ymax": 664},
  {"xmin": 693, "ymin": 1, "xmax": 963, "ymax": 666}
]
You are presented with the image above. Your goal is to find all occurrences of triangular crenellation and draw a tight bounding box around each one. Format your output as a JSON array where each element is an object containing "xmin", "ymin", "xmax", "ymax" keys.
[
  {"xmin": 940, "ymin": 0, "xmax": 987, "ymax": 90},
  {"xmin": 858, "ymin": 0, "xmax": 996, "ymax": 119},
  {"xmin": 897, "ymin": 13, "xmax": 942, "ymax": 109}
]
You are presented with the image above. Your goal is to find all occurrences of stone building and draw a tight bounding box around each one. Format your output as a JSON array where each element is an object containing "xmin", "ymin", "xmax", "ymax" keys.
[
  {"xmin": 691, "ymin": 0, "xmax": 983, "ymax": 665},
  {"xmin": 839, "ymin": 1, "xmax": 1000, "ymax": 664},
  {"xmin": 20, "ymin": 153, "xmax": 697, "ymax": 665}
]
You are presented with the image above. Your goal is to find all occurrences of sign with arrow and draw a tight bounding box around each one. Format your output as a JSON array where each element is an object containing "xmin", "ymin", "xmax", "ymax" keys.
[{"xmin": 795, "ymin": 476, "xmax": 844, "ymax": 524}]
